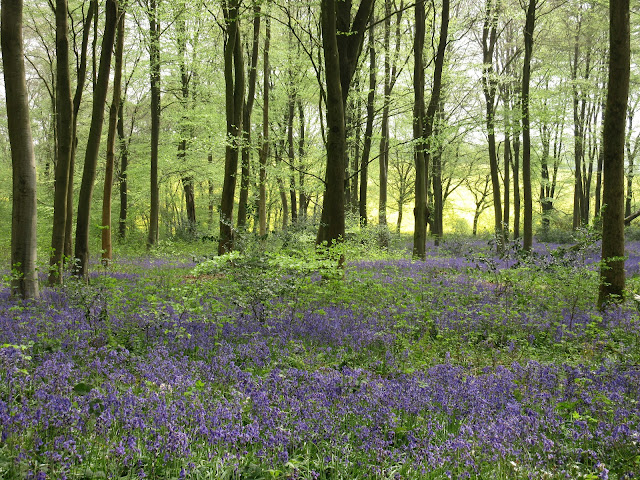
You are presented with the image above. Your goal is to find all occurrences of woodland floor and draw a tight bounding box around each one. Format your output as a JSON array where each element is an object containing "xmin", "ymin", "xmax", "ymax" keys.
[{"xmin": 0, "ymin": 233, "xmax": 639, "ymax": 479}]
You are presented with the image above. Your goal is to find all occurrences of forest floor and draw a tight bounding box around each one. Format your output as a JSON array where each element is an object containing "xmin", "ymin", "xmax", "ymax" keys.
[{"xmin": 0, "ymin": 232, "xmax": 639, "ymax": 479}]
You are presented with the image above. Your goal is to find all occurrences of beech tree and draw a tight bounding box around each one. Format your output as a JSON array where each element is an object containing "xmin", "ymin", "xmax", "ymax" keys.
[
  {"xmin": 74, "ymin": 0, "xmax": 117, "ymax": 278},
  {"xmin": 2, "ymin": 0, "xmax": 40, "ymax": 299},
  {"xmin": 48, "ymin": 0, "xmax": 74, "ymax": 284},
  {"xmin": 597, "ymin": 0, "xmax": 629, "ymax": 308},
  {"xmin": 316, "ymin": 0, "xmax": 375, "ymax": 248}
]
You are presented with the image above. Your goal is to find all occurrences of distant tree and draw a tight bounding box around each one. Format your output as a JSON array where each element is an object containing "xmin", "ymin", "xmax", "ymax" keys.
[
  {"xmin": 598, "ymin": 0, "xmax": 629, "ymax": 308},
  {"xmin": 2, "ymin": 0, "xmax": 40, "ymax": 299}
]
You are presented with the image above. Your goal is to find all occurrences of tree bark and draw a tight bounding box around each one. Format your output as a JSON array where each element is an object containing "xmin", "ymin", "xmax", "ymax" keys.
[
  {"xmin": 598, "ymin": 0, "xmax": 629, "ymax": 308},
  {"xmin": 427, "ymin": 0, "xmax": 450, "ymax": 245},
  {"xmin": 412, "ymin": 0, "xmax": 427, "ymax": 259},
  {"xmin": 259, "ymin": 15, "xmax": 270, "ymax": 237},
  {"xmin": 521, "ymin": 0, "xmax": 535, "ymax": 252},
  {"xmin": 359, "ymin": 20, "xmax": 376, "ymax": 226},
  {"xmin": 219, "ymin": 0, "xmax": 245, "ymax": 254},
  {"xmin": 482, "ymin": 0, "xmax": 504, "ymax": 250},
  {"xmin": 101, "ymin": 4, "xmax": 125, "ymax": 263},
  {"xmin": 237, "ymin": 3, "xmax": 261, "ymax": 230},
  {"xmin": 2, "ymin": 0, "xmax": 40, "ymax": 299},
  {"xmin": 65, "ymin": 1, "xmax": 95, "ymax": 260},
  {"xmin": 147, "ymin": 0, "xmax": 161, "ymax": 249},
  {"xmin": 74, "ymin": 0, "xmax": 117, "ymax": 279},
  {"xmin": 176, "ymin": 6, "xmax": 196, "ymax": 236},
  {"xmin": 118, "ymin": 100, "xmax": 128, "ymax": 238},
  {"xmin": 49, "ymin": 0, "xmax": 74, "ymax": 284},
  {"xmin": 317, "ymin": 0, "xmax": 374, "ymax": 248}
]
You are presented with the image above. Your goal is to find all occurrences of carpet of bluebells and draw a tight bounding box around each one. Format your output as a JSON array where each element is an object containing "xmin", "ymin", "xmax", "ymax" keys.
[{"xmin": 1, "ymin": 236, "xmax": 640, "ymax": 479}]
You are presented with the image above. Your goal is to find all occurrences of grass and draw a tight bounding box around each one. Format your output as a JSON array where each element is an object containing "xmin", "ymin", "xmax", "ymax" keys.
[{"xmin": 0, "ymin": 230, "xmax": 639, "ymax": 479}]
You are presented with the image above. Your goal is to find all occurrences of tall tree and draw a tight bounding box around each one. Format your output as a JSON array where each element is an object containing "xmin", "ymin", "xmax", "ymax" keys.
[
  {"xmin": 65, "ymin": 1, "xmax": 96, "ymax": 259},
  {"xmin": 237, "ymin": 2, "xmax": 261, "ymax": 230},
  {"xmin": 359, "ymin": 19, "xmax": 376, "ymax": 226},
  {"xmin": 598, "ymin": 0, "xmax": 629, "ymax": 307},
  {"xmin": 482, "ymin": 0, "xmax": 505, "ymax": 250},
  {"xmin": 427, "ymin": 0, "xmax": 450, "ymax": 244},
  {"xmin": 412, "ymin": 0, "xmax": 427, "ymax": 259},
  {"xmin": 218, "ymin": 0, "xmax": 245, "ymax": 254},
  {"xmin": 521, "ymin": 0, "xmax": 535, "ymax": 251},
  {"xmin": 378, "ymin": 0, "xmax": 403, "ymax": 241},
  {"xmin": 74, "ymin": 0, "xmax": 117, "ymax": 278},
  {"xmin": 2, "ymin": 0, "xmax": 40, "ymax": 299},
  {"xmin": 317, "ymin": 0, "xmax": 375, "ymax": 247},
  {"xmin": 258, "ymin": 14, "xmax": 270, "ymax": 237},
  {"xmin": 176, "ymin": 2, "xmax": 197, "ymax": 236},
  {"xmin": 49, "ymin": 0, "xmax": 74, "ymax": 284},
  {"xmin": 101, "ymin": 3, "xmax": 125, "ymax": 263},
  {"xmin": 147, "ymin": 0, "xmax": 161, "ymax": 248}
]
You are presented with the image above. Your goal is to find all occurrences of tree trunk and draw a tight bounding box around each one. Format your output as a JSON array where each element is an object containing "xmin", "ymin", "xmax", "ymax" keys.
[
  {"xmin": 412, "ymin": 0, "xmax": 427, "ymax": 259},
  {"xmin": 176, "ymin": 7, "xmax": 196, "ymax": 236},
  {"xmin": 219, "ymin": 0, "xmax": 245, "ymax": 254},
  {"xmin": 259, "ymin": 15, "xmax": 270, "ymax": 237},
  {"xmin": 147, "ymin": 0, "xmax": 160, "ymax": 248},
  {"xmin": 317, "ymin": 0, "xmax": 346, "ymax": 247},
  {"xmin": 49, "ymin": 0, "xmax": 74, "ymax": 284},
  {"xmin": 237, "ymin": 3, "xmax": 261, "ymax": 230},
  {"xmin": 482, "ymin": 0, "xmax": 504, "ymax": 250},
  {"xmin": 65, "ymin": 1, "xmax": 95, "ymax": 260},
  {"xmin": 101, "ymin": 5, "xmax": 125, "ymax": 263},
  {"xmin": 598, "ymin": 0, "xmax": 629, "ymax": 308},
  {"xmin": 317, "ymin": 0, "xmax": 374, "ymax": 248},
  {"xmin": 625, "ymin": 109, "xmax": 635, "ymax": 218},
  {"xmin": 2, "ymin": 0, "xmax": 40, "ymax": 299},
  {"xmin": 360, "ymin": 20, "xmax": 376, "ymax": 226},
  {"xmin": 118, "ymin": 100, "xmax": 128, "ymax": 238},
  {"xmin": 298, "ymin": 99, "xmax": 308, "ymax": 220},
  {"xmin": 74, "ymin": 0, "xmax": 117, "ymax": 279},
  {"xmin": 287, "ymin": 91, "xmax": 298, "ymax": 224},
  {"xmin": 512, "ymin": 119, "xmax": 521, "ymax": 239},
  {"xmin": 521, "ymin": 0, "xmax": 535, "ymax": 251},
  {"xmin": 427, "ymin": 0, "xmax": 449, "ymax": 245}
]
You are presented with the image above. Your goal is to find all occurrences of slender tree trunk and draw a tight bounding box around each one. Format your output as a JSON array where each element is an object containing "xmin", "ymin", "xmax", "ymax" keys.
[
  {"xmin": 625, "ymin": 110, "xmax": 635, "ymax": 218},
  {"xmin": 219, "ymin": 0, "xmax": 245, "ymax": 254},
  {"xmin": 147, "ymin": 0, "xmax": 160, "ymax": 248},
  {"xmin": 287, "ymin": 92, "xmax": 298, "ymax": 223},
  {"xmin": 521, "ymin": 0, "xmax": 535, "ymax": 251},
  {"xmin": 482, "ymin": 0, "xmax": 504, "ymax": 250},
  {"xmin": 259, "ymin": 15, "xmax": 270, "ymax": 237},
  {"xmin": 412, "ymin": 0, "xmax": 427, "ymax": 259},
  {"xmin": 65, "ymin": 1, "xmax": 95, "ymax": 259},
  {"xmin": 378, "ymin": 0, "xmax": 392, "ymax": 233},
  {"xmin": 49, "ymin": 0, "xmax": 74, "ymax": 284},
  {"xmin": 101, "ymin": 5, "xmax": 124, "ymax": 263},
  {"xmin": 74, "ymin": 0, "xmax": 117, "ymax": 279},
  {"xmin": 237, "ymin": 3, "xmax": 261, "ymax": 230},
  {"xmin": 512, "ymin": 93, "xmax": 521, "ymax": 240},
  {"xmin": 298, "ymin": 99, "xmax": 308, "ymax": 219},
  {"xmin": 118, "ymin": 101, "xmax": 128, "ymax": 238},
  {"xmin": 598, "ymin": 0, "xmax": 629, "ymax": 308},
  {"xmin": 360, "ymin": 20, "xmax": 376, "ymax": 226},
  {"xmin": 427, "ymin": 0, "xmax": 449, "ymax": 245},
  {"xmin": 208, "ymin": 152, "xmax": 214, "ymax": 226},
  {"xmin": 176, "ymin": 7, "xmax": 196, "ymax": 236},
  {"xmin": 2, "ymin": 0, "xmax": 39, "ymax": 299}
]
